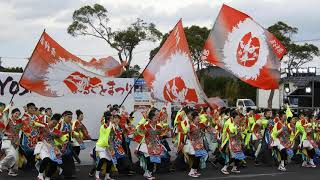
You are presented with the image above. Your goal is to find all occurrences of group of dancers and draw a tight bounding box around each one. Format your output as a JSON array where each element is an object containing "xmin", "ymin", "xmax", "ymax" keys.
[
  {"xmin": 0, "ymin": 102, "xmax": 90, "ymax": 179},
  {"xmin": 1, "ymin": 101, "xmax": 320, "ymax": 180}
]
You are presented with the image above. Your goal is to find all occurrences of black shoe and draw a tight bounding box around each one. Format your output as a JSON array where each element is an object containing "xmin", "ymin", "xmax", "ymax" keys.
[
  {"xmin": 241, "ymin": 160, "xmax": 247, "ymax": 168},
  {"xmin": 169, "ymin": 167, "xmax": 176, "ymax": 172},
  {"xmin": 209, "ymin": 160, "xmax": 218, "ymax": 169},
  {"xmin": 64, "ymin": 176, "xmax": 76, "ymax": 179}
]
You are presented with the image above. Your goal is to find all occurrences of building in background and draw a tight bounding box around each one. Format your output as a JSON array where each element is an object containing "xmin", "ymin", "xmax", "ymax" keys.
[{"xmin": 257, "ymin": 67, "xmax": 320, "ymax": 114}]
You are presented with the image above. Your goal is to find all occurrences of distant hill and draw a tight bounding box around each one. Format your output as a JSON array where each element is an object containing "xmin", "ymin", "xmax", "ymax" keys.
[
  {"xmin": 0, "ymin": 66, "xmax": 23, "ymax": 73},
  {"xmin": 199, "ymin": 66, "xmax": 237, "ymax": 79}
]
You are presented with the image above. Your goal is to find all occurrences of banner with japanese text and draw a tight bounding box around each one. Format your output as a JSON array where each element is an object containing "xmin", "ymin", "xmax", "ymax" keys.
[
  {"xmin": 20, "ymin": 32, "xmax": 126, "ymax": 97},
  {"xmin": 1, "ymin": 72, "xmax": 134, "ymax": 139}
]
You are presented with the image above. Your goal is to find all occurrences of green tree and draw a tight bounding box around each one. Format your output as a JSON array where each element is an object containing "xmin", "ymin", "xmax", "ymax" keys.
[
  {"xmin": 119, "ymin": 64, "xmax": 141, "ymax": 78},
  {"xmin": 225, "ymin": 80, "xmax": 239, "ymax": 105},
  {"xmin": 202, "ymin": 76, "xmax": 229, "ymax": 97},
  {"xmin": 0, "ymin": 67, "xmax": 23, "ymax": 73},
  {"xmin": 268, "ymin": 22, "xmax": 319, "ymax": 70},
  {"xmin": 67, "ymin": 4, "xmax": 162, "ymax": 71},
  {"xmin": 201, "ymin": 72, "xmax": 256, "ymax": 106},
  {"xmin": 238, "ymin": 80, "xmax": 256, "ymax": 102},
  {"xmin": 267, "ymin": 22, "xmax": 319, "ymax": 108}
]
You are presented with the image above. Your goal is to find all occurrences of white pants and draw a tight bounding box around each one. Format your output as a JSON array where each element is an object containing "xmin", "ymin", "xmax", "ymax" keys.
[
  {"xmin": 303, "ymin": 140, "xmax": 315, "ymax": 150},
  {"xmin": 271, "ymin": 138, "xmax": 285, "ymax": 151},
  {"xmin": 183, "ymin": 140, "xmax": 195, "ymax": 155},
  {"xmin": 34, "ymin": 142, "xmax": 51, "ymax": 160},
  {"xmin": 0, "ymin": 139, "xmax": 18, "ymax": 170},
  {"xmin": 95, "ymin": 145, "xmax": 112, "ymax": 160}
]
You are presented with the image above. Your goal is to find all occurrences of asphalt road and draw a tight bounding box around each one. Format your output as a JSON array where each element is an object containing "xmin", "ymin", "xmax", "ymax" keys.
[
  {"xmin": 1, "ymin": 161, "xmax": 320, "ymax": 180},
  {"xmin": 2, "ymin": 141, "xmax": 320, "ymax": 179}
]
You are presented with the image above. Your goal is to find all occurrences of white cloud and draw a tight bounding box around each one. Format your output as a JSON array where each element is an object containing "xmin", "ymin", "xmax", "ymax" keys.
[{"xmin": 0, "ymin": 0, "xmax": 319, "ymax": 70}]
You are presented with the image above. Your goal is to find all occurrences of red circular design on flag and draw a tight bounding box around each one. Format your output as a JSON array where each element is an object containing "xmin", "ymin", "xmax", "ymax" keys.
[
  {"xmin": 163, "ymin": 77, "xmax": 198, "ymax": 103},
  {"xmin": 236, "ymin": 32, "xmax": 260, "ymax": 67}
]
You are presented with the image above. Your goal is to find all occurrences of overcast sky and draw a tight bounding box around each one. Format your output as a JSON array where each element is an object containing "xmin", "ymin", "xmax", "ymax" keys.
[{"xmin": 0, "ymin": 0, "xmax": 319, "ymax": 70}]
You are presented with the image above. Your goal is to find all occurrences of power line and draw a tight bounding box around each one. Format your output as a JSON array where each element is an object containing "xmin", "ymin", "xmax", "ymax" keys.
[
  {"xmin": 76, "ymin": 49, "xmax": 151, "ymax": 57},
  {"xmin": 0, "ymin": 56, "xmax": 29, "ymax": 60},
  {"xmin": 293, "ymin": 38, "xmax": 320, "ymax": 43},
  {"xmin": 0, "ymin": 49, "xmax": 152, "ymax": 61},
  {"xmin": 1, "ymin": 37, "xmax": 320, "ymax": 61}
]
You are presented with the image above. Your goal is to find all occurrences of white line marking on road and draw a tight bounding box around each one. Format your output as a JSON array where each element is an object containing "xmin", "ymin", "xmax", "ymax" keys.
[{"xmin": 200, "ymin": 172, "xmax": 296, "ymax": 180}]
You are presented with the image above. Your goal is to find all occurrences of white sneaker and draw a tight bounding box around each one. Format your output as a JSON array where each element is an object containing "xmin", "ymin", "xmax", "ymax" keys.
[
  {"xmin": 8, "ymin": 169, "xmax": 18, "ymax": 177},
  {"xmin": 302, "ymin": 161, "xmax": 308, "ymax": 167},
  {"xmin": 143, "ymin": 171, "xmax": 150, "ymax": 178},
  {"xmin": 309, "ymin": 163, "xmax": 316, "ymax": 168},
  {"xmin": 278, "ymin": 165, "xmax": 286, "ymax": 172},
  {"xmin": 104, "ymin": 176, "xmax": 115, "ymax": 180},
  {"xmin": 309, "ymin": 159, "xmax": 316, "ymax": 168},
  {"xmin": 231, "ymin": 167, "xmax": 240, "ymax": 173},
  {"xmin": 58, "ymin": 167, "xmax": 63, "ymax": 175},
  {"xmin": 188, "ymin": 172, "xmax": 199, "ymax": 178},
  {"xmin": 146, "ymin": 176, "xmax": 155, "ymax": 180},
  {"xmin": 144, "ymin": 172, "xmax": 155, "ymax": 180},
  {"xmin": 221, "ymin": 168, "xmax": 229, "ymax": 175}
]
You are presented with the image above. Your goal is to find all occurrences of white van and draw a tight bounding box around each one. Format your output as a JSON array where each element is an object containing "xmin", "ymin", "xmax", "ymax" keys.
[{"xmin": 236, "ymin": 99, "xmax": 257, "ymax": 110}]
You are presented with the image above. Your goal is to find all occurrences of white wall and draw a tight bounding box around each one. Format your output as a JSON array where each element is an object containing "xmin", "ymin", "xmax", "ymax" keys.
[
  {"xmin": 256, "ymin": 88, "xmax": 280, "ymax": 109},
  {"xmin": 256, "ymin": 82, "xmax": 299, "ymax": 109}
]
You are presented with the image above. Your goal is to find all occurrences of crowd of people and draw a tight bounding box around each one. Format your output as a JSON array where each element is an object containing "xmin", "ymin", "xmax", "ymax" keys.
[
  {"xmin": 0, "ymin": 102, "xmax": 90, "ymax": 180},
  {"xmin": 1, "ymin": 101, "xmax": 320, "ymax": 180}
]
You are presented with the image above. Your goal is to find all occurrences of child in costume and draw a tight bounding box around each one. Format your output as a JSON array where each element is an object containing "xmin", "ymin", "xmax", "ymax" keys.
[
  {"xmin": 183, "ymin": 110, "xmax": 208, "ymax": 178},
  {"xmin": 35, "ymin": 114, "xmax": 63, "ymax": 180},
  {"xmin": 271, "ymin": 111, "xmax": 293, "ymax": 172},
  {"xmin": 72, "ymin": 109, "xmax": 91, "ymax": 164},
  {"xmin": 0, "ymin": 108, "xmax": 22, "ymax": 176},
  {"xmin": 220, "ymin": 111, "xmax": 246, "ymax": 175},
  {"xmin": 136, "ymin": 108, "xmax": 169, "ymax": 180}
]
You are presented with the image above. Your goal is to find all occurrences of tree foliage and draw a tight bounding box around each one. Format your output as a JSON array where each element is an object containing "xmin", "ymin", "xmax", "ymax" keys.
[
  {"xmin": 119, "ymin": 64, "xmax": 141, "ymax": 78},
  {"xmin": 0, "ymin": 66, "xmax": 23, "ymax": 73},
  {"xmin": 67, "ymin": 4, "xmax": 162, "ymax": 71},
  {"xmin": 268, "ymin": 21, "xmax": 319, "ymax": 69},
  {"xmin": 202, "ymin": 75, "xmax": 256, "ymax": 106},
  {"xmin": 267, "ymin": 22, "xmax": 319, "ymax": 108}
]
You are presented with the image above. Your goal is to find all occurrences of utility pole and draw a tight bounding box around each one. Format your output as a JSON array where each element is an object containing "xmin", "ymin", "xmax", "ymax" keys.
[{"xmin": 312, "ymin": 79, "xmax": 315, "ymax": 109}]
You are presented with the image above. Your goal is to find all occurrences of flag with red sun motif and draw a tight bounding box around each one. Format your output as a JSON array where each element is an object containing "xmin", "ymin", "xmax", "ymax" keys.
[
  {"xmin": 143, "ymin": 20, "xmax": 208, "ymax": 105},
  {"xmin": 202, "ymin": 4, "xmax": 286, "ymax": 89},
  {"xmin": 20, "ymin": 32, "xmax": 126, "ymax": 97}
]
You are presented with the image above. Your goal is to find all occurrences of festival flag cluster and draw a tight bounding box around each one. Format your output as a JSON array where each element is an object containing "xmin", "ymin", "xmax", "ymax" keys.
[{"xmin": 22, "ymin": 4, "xmax": 286, "ymax": 104}]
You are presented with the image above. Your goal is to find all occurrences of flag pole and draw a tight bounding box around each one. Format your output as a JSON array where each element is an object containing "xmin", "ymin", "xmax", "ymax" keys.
[
  {"xmin": 119, "ymin": 58, "xmax": 153, "ymax": 107},
  {"xmin": 119, "ymin": 19, "xmax": 183, "ymax": 108},
  {"xmin": 9, "ymin": 29, "xmax": 46, "ymax": 104}
]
